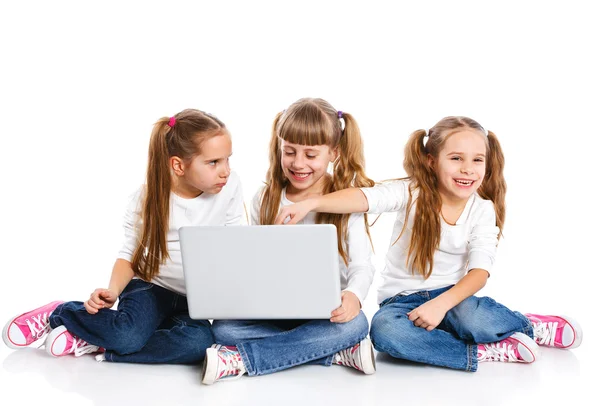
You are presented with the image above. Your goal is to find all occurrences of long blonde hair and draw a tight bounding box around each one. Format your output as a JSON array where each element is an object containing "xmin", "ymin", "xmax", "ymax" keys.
[
  {"xmin": 132, "ymin": 109, "xmax": 228, "ymax": 281},
  {"xmin": 259, "ymin": 98, "xmax": 375, "ymax": 264},
  {"xmin": 399, "ymin": 116, "xmax": 506, "ymax": 279}
]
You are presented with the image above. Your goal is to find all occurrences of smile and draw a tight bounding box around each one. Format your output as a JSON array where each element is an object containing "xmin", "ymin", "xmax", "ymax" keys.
[
  {"xmin": 454, "ymin": 178, "xmax": 475, "ymax": 187},
  {"xmin": 289, "ymin": 170, "xmax": 312, "ymax": 180}
]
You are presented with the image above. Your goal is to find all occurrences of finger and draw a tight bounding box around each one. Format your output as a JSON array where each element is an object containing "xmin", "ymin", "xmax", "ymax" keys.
[
  {"xmin": 331, "ymin": 306, "xmax": 345, "ymax": 317},
  {"xmin": 285, "ymin": 214, "xmax": 299, "ymax": 225},
  {"xmin": 330, "ymin": 314, "xmax": 348, "ymax": 323},
  {"xmin": 426, "ymin": 325, "xmax": 435, "ymax": 332},
  {"xmin": 274, "ymin": 212, "xmax": 288, "ymax": 225},
  {"xmin": 408, "ymin": 312, "xmax": 419, "ymax": 322},
  {"xmin": 84, "ymin": 302, "xmax": 98, "ymax": 314}
]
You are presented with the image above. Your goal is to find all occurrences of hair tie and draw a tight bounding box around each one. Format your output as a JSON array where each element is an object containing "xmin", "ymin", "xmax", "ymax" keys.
[
  {"xmin": 423, "ymin": 129, "xmax": 429, "ymax": 148},
  {"xmin": 337, "ymin": 111, "xmax": 343, "ymax": 118},
  {"xmin": 168, "ymin": 116, "xmax": 176, "ymax": 127}
]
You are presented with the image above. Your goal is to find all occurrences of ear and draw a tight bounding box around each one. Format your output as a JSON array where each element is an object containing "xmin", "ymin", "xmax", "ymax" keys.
[
  {"xmin": 427, "ymin": 154, "xmax": 435, "ymax": 169},
  {"xmin": 329, "ymin": 147, "xmax": 339, "ymax": 162},
  {"xmin": 170, "ymin": 156, "xmax": 185, "ymax": 176}
]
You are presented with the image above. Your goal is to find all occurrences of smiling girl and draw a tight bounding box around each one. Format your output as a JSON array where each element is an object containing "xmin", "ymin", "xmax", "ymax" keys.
[{"xmin": 275, "ymin": 116, "xmax": 582, "ymax": 372}]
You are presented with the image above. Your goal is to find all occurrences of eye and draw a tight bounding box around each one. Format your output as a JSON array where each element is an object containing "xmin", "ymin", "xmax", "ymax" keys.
[
  {"xmin": 208, "ymin": 160, "xmax": 217, "ymax": 166},
  {"xmin": 474, "ymin": 158, "xmax": 484, "ymax": 163},
  {"xmin": 306, "ymin": 154, "xmax": 317, "ymax": 159},
  {"xmin": 284, "ymin": 151, "xmax": 295, "ymax": 156},
  {"xmin": 451, "ymin": 156, "xmax": 461, "ymax": 161}
]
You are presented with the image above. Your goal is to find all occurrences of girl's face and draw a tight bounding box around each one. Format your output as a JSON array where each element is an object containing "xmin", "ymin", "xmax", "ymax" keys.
[
  {"xmin": 430, "ymin": 129, "xmax": 487, "ymax": 203},
  {"xmin": 280, "ymin": 139, "xmax": 336, "ymax": 196},
  {"xmin": 175, "ymin": 133, "xmax": 232, "ymax": 198}
]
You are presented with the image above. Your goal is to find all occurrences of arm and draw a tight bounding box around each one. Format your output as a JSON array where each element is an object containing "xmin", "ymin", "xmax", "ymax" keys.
[
  {"xmin": 275, "ymin": 188, "xmax": 369, "ymax": 225},
  {"xmin": 330, "ymin": 215, "xmax": 376, "ymax": 323},
  {"xmin": 408, "ymin": 269, "xmax": 488, "ymax": 331},
  {"xmin": 225, "ymin": 173, "xmax": 247, "ymax": 225},
  {"xmin": 408, "ymin": 201, "xmax": 500, "ymax": 331},
  {"xmin": 84, "ymin": 258, "xmax": 134, "ymax": 314}
]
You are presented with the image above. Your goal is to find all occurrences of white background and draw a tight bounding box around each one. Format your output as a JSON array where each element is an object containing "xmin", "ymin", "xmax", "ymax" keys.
[{"xmin": 0, "ymin": 1, "xmax": 598, "ymax": 405}]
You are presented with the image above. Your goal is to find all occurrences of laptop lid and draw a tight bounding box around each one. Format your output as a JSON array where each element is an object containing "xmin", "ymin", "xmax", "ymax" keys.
[{"xmin": 179, "ymin": 224, "xmax": 341, "ymax": 319}]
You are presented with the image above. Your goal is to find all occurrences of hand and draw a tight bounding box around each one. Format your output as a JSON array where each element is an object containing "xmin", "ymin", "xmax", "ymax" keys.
[
  {"xmin": 407, "ymin": 298, "xmax": 449, "ymax": 331},
  {"xmin": 84, "ymin": 288, "xmax": 118, "ymax": 314},
  {"xmin": 330, "ymin": 291, "xmax": 361, "ymax": 323},
  {"xmin": 274, "ymin": 200, "xmax": 315, "ymax": 225}
]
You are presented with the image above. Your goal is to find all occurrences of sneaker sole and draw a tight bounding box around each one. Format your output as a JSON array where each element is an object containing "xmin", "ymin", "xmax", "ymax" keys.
[
  {"xmin": 202, "ymin": 347, "xmax": 220, "ymax": 385},
  {"xmin": 511, "ymin": 332, "xmax": 539, "ymax": 363},
  {"xmin": 558, "ymin": 315, "xmax": 583, "ymax": 349},
  {"xmin": 2, "ymin": 315, "xmax": 45, "ymax": 349},
  {"xmin": 45, "ymin": 325, "xmax": 68, "ymax": 357},
  {"xmin": 360, "ymin": 338, "xmax": 376, "ymax": 375}
]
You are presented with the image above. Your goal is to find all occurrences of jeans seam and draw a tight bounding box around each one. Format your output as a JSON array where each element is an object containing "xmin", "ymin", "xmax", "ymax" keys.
[{"xmin": 241, "ymin": 331, "xmax": 367, "ymax": 375}]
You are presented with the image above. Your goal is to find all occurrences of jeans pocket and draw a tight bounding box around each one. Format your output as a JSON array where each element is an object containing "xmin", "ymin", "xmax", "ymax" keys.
[{"xmin": 119, "ymin": 279, "xmax": 154, "ymax": 300}]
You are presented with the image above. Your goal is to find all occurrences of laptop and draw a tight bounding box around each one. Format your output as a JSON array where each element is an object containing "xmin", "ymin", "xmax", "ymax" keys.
[{"xmin": 179, "ymin": 224, "xmax": 342, "ymax": 319}]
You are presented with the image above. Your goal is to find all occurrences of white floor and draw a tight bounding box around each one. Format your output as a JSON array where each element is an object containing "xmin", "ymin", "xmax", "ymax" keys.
[{"xmin": 0, "ymin": 293, "xmax": 594, "ymax": 406}]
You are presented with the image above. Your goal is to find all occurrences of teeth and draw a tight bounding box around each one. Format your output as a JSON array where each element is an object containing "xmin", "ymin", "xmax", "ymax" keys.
[
  {"xmin": 293, "ymin": 172, "xmax": 310, "ymax": 179},
  {"xmin": 455, "ymin": 179, "xmax": 473, "ymax": 186}
]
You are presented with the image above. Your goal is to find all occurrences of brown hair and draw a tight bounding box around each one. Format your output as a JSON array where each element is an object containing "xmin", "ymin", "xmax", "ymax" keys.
[
  {"xmin": 399, "ymin": 116, "xmax": 506, "ymax": 279},
  {"xmin": 132, "ymin": 109, "xmax": 227, "ymax": 281},
  {"xmin": 259, "ymin": 98, "xmax": 375, "ymax": 264}
]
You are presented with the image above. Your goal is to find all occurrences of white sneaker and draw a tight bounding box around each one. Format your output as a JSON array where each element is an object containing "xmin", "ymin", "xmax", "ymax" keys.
[
  {"xmin": 202, "ymin": 344, "xmax": 247, "ymax": 385},
  {"xmin": 333, "ymin": 337, "xmax": 376, "ymax": 374}
]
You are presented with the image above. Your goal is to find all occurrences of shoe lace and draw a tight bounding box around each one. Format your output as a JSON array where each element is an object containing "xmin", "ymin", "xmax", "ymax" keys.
[
  {"xmin": 334, "ymin": 345, "xmax": 361, "ymax": 370},
  {"xmin": 25, "ymin": 312, "xmax": 51, "ymax": 341},
  {"xmin": 532, "ymin": 321, "xmax": 557, "ymax": 346},
  {"xmin": 70, "ymin": 337, "xmax": 100, "ymax": 357},
  {"xmin": 218, "ymin": 348, "xmax": 246, "ymax": 381},
  {"xmin": 478, "ymin": 341, "xmax": 518, "ymax": 362}
]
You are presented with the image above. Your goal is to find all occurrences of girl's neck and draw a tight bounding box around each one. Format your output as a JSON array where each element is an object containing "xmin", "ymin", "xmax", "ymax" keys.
[
  {"xmin": 439, "ymin": 191, "xmax": 473, "ymax": 225},
  {"xmin": 285, "ymin": 174, "xmax": 330, "ymax": 203},
  {"xmin": 171, "ymin": 178, "xmax": 203, "ymax": 199}
]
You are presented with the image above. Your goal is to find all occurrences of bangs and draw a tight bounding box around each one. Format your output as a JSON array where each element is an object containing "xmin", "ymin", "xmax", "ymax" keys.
[{"xmin": 278, "ymin": 105, "xmax": 336, "ymax": 146}]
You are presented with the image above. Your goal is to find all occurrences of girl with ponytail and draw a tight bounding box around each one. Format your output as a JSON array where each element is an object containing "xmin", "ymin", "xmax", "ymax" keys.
[
  {"xmin": 274, "ymin": 116, "xmax": 582, "ymax": 372},
  {"xmin": 203, "ymin": 98, "xmax": 377, "ymax": 384},
  {"xmin": 3, "ymin": 109, "xmax": 245, "ymax": 365}
]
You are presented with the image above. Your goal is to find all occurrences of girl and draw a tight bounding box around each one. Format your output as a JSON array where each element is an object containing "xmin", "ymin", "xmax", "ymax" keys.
[
  {"xmin": 275, "ymin": 116, "xmax": 582, "ymax": 371},
  {"xmin": 202, "ymin": 98, "xmax": 377, "ymax": 384},
  {"xmin": 2, "ymin": 109, "xmax": 245, "ymax": 364}
]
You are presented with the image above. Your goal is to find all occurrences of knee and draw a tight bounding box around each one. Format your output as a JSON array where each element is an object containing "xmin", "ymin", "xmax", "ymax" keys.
[
  {"xmin": 336, "ymin": 311, "xmax": 369, "ymax": 340},
  {"xmin": 370, "ymin": 309, "xmax": 414, "ymax": 352},
  {"xmin": 212, "ymin": 320, "xmax": 247, "ymax": 345}
]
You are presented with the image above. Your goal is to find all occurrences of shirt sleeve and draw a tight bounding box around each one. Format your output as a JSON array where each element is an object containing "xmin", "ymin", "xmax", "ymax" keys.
[
  {"xmin": 117, "ymin": 188, "xmax": 143, "ymax": 262},
  {"xmin": 225, "ymin": 172, "xmax": 247, "ymax": 226},
  {"xmin": 360, "ymin": 180, "xmax": 408, "ymax": 214},
  {"xmin": 342, "ymin": 214, "xmax": 376, "ymax": 304},
  {"xmin": 467, "ymin": 200, "xmax": 500, "ymax": 274},
  {"xmin": 250, "ymin": 186, "xmax": 265, "ymax": 225}
]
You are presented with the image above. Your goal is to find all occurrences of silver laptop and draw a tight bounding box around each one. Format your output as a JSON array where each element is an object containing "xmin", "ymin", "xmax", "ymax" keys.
[{"xmin": 179, "ymin": 224, "xmax": 341, "ymax": 319}]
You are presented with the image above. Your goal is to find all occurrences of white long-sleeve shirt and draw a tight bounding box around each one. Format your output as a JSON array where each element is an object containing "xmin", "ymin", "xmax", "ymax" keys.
[
  {"xmin": 117, "ymin": 171, "xmax": 246, "ymax": 295},
  {"xmin": 360, "ymin": 180, "xmax": 500, "ymax": 303},
  {"xmin": 251, "ymin": 187, "xmax": 375, "ymax": 303}
]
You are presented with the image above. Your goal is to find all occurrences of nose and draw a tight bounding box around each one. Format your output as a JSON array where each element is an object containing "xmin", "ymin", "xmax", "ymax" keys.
[
  {"xmin": 219, "ymin": 160, "xmax": 231, "ymax": 178},
  {"xmin": 460, "ymin": 164, "xmax": 473, "ymax": 175},
  {"xmin": 291, "ymin": 155, "xmax": 305, "ymax": 169}
]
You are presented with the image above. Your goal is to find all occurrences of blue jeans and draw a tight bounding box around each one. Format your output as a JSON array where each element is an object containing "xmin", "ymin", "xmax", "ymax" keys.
[
  {"xmin": 370, "ymin": 286, "xmax": 533, "ymax": 372},
  {"xmin": 212, "ymin": 311, "xmax": 369, "ymax": 376},
  {"xmin": 49, "ymin": 279, "xmax": 214, "ymax": 364}
]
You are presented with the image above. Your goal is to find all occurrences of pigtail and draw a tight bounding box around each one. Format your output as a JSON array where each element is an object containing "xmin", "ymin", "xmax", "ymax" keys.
[
  {"xmin": 259, "ymin": 112, "xmax": 286, "ymax": 225},
  {"xmin": 398, "ymin": 129, "xmax": 442, "ymax": 279},
  {"xmin": 319, "ymin": 112, "xmax": 376, "ymax": 264},
  {"xmin": 131, "ymin": 119, "xmax": 173, "ymax": 281},
  {"xmin": 478, "ymin": 130, "xmax": 506, "ymax": 235}
]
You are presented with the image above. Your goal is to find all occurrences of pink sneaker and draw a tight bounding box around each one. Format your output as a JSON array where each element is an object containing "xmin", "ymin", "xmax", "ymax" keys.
[
  {"xmin": 477, "ymin": 332, "xmax": 539, "ymax": 363},
  {"xmin": 525, "ymin": 313, "xmax": 583, "ymax": 349},
  {"xmin": 45, "ymin": 326, "xmax": 103, "ymax": 357},
  {"xmin": 202, "ymin": 344, "xmax": 247, "ymax": 385},
  {"xmin": 2, "ymin": 301, "xmax": 64, "ymax": 349},
  {"xmin": 333, "ymin": 338, "xmax": 376, "ymax": 375}
]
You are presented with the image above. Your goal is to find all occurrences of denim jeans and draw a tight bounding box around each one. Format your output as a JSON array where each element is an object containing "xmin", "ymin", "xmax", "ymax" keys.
[
  {"xmin": 49, "ymin": 279, "xmax": 214, "ymax": 364},
  {"xmin": 212, "ymin": 311, "xmax": 369, "ymax": 376},
  {"xmin": 369, "ymin": 286, "xmax": 533, "ymax": 372}
]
